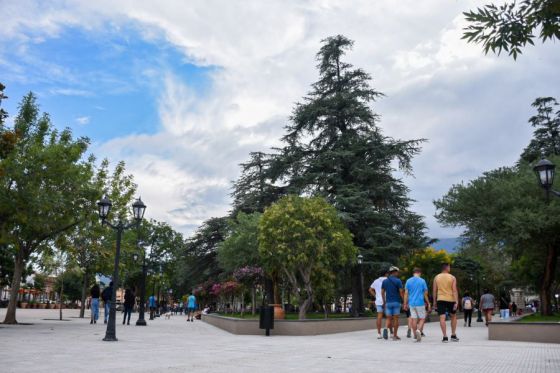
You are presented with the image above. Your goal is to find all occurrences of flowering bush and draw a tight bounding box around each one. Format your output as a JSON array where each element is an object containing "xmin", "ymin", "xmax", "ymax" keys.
[
  {"xmin": 221, "ymin": 280, "xmax": 241, "ymax": 295},
  {"xmin": 233, "ymin": 266, "xmax": 263, "ymax": 284},
  {"xmin": 210, "ymin": 283, "xmax": 222, "ymax": 296}
]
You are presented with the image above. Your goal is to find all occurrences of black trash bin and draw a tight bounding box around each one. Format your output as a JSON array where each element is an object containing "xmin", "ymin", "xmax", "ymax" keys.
[{"xmin": 259, "ymin": 306, "xmax": 274, "ymax": 336}]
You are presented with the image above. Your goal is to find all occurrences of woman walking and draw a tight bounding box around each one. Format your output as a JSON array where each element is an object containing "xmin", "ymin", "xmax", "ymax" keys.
[
  {"xmin": 90, "ymin": 283, "xmax": 100, "ymax": 324},
  {"xmin": 123, "ymin": 288, "xmax": 135, "ymax": 325},
  {"xmin": 480, "ymin": 289, "xmax": 495, "ymax": 326},
  {"xmin": 461, "ymin": 291, "xmax": 474, "ymax": 327}
]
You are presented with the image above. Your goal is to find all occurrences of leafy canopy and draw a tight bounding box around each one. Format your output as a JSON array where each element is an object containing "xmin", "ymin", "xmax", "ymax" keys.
[
  {"xmin": 271, "ymin": 35, "xmax": 427, "ymax": 262},
  {"xmin": 258, "ymin": 195, "xmax": 356, "ymax": 319},
  {"xmin": 463, "ymin": 0, "xmax": 560, "ymax": 59}
]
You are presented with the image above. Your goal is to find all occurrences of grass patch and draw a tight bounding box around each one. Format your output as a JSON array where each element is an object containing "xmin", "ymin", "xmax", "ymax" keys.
[
  {"xmin": 216, "ymin": 311, "xmax": 375, "ymax": 320},
  {"xmin": 518, "ymin": 313, "xmax": 560, "ymax": 323}
]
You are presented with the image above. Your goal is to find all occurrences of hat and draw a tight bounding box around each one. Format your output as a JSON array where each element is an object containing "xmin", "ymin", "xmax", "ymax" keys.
[{"xmin": 389, "ymin": 266, "xmax": 400, "ymax": 272}]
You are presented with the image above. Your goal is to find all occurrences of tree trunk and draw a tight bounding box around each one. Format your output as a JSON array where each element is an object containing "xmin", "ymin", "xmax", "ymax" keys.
[
  {"xmin": 272, "ymin": 273, "xmax": 281, "ymax": 305},
  {"xmin": 251, "ymin": 286, "xmax": 256, "ymax": 316},
  {"xmin": 299, "ymin": 296, "xmax": 312, "ymax": 320},
  {"xmin": 298, "ymin": 279, "xmax": 313, "ymax": 320},
  {"xmin": 3, "ymin": 250, "xmax": 25, "ymax": 324},
  {"xmin": 59, "ymin": 275, "xmax": 64, "ymax": 321},
  {"xmin": 540, "ymin": 245, "xmax": 557, "ymax": 316},
  {"xmin": 79, "ymin": 270, "xmax": 89, "ymax": 318}
]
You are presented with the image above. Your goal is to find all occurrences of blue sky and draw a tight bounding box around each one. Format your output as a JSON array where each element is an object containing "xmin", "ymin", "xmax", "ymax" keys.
[
  {"xmin": 2, "ymin": 25, "xmax": 214, "ymax": 142},
  {"xmin": 1, "ymin": 0, "xmax": 559, "ymax": 242}
]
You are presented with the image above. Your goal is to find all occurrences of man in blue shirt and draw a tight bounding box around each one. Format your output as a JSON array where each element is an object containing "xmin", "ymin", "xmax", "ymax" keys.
[
  {"xmin": 148, "ymin": 294, "xmax": 156, "ymax": 320},
  {"xmin": 381, "ymin": 266, "xmax": 404, "ymax": 340},
  {"xmin": 186, "ymin": 293, "xmax": 197, "ymax": 322},
  {"xmin": 404, "ymin": 267, "xmax": 431, "ymax": 342}
]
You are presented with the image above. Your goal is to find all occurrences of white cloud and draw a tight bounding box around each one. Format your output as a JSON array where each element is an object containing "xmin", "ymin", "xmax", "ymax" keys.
[
  {"xmin": 75, "ymin": 116, "xmax": 90, "ymax": 125},
  {"xmin": 53, "ymin": 88, "xmax": 93, "ymax": 97},
  {"xmin": 3, "ymin": 0, "xmax": 560, "ymax": 239}
]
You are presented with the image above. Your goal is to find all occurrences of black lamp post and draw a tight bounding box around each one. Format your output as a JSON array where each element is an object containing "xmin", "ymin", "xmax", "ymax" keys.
[
  {"xmin": 475, "ymin": 273, "xmax": 483, "ymax": 322},
  {"xmin": 135, "ymin": 242, "xmax": 158, "ymax": 326},
  {"xmin": 534, "ymin": 158, "xmax": 560, "ymax": 197},
  {"xmin": 357, "ymin": 254, "xmax": 364, "ymax": 317},
  {"xmin": 97, "ymin": 196, "xmax": 146, "ymax": 342}
]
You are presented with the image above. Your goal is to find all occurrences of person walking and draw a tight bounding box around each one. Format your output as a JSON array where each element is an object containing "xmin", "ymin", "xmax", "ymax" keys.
[
  {"xmin": 511, "ymin": 301, "xmax": 518, "ymax": 316},
  {"xmin": 101, "ymin": 281, "xmax": 113, "ymax": 324},
  {"xmin": 368, "ymin": 270, "xmax": 388, "ymax": 339},
  {"xmin": 148, "ymin": 294, "xmax": 156, "ymax": 320},
  {"xmin": 186, "ymin": 292, "xmax": 197, "ymax": 322},
  {"xmin": 433, "ymin": 263, "xmax": 459, "ymax": 343},
  {"xmin": 90, "ymin": 283, "xmax": 100, "ymax": 324},
  {"xmin": 381, "ymin": 266, "xmax": 404, "ymax": 341},
  {"xmin": 462, "ymin": 291, "xmax": 474, "ymax": 327},
  {"xmin": 123, "ymin": 288, "xmax": 135, "ymax": 325},
  {"xmin": 480, "ymin": 289, "xmax": 495, "ymax": 326},
  {"xmin": 403, "ymin": 267, "xmax": 430, "ymax": 342}
]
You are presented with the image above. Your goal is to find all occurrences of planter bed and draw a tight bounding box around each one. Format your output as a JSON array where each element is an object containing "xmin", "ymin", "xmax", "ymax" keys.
[
  {"xmin": 202, "ymin": 313, "xmax": 411, "ymax": 336},
  {"xmin": 488, "ymin": 315, "xmax": 560, "ymax": 344}
]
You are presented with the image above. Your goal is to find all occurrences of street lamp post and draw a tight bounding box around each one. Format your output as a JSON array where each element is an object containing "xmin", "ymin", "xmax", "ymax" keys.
[
  {"xmin": 97, "ymin": 196, "xmax": 146, "ymax": 342},
  {"xmin": 357, "ymin": 254, "xmax": 364, "ymax": 317},
  {"xmin": 476, "ymin": 273, "xmax": 483, "ymax": 322},
  {"xmin": 135, "ymin": 243, "xmax": 150, "ymax": 326},
  {"xmin": 533, "ymin": 158, "xmax": 560, "ymax": 198}
]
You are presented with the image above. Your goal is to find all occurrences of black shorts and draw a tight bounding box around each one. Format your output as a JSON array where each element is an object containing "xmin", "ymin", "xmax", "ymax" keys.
[
  {"xmin": 405, "ymin": 309, "xmax": 411, "ymax": 318},
  {"xmin": 437, "ymin": 301, "xmax": 457, "ymax": 315}
]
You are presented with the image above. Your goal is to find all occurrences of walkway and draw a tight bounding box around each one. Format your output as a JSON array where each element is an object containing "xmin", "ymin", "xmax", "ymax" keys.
[{"xmin": 0, "ymin": 309, "xmax": 559, "ymax": 372}]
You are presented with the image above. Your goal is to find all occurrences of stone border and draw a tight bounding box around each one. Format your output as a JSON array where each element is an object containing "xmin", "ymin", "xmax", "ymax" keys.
[
  {"xmin": 488, "ymin": 316, "xmax": 560, "ymax": 344},
  {"xmin": 202, "ymin": 313, "xmax": 412, "ymax": 336}
]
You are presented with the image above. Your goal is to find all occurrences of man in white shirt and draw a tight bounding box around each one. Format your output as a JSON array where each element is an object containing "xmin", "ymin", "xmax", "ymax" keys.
[{"xmin": 368, "ymin": 270, "xmax": 388, "ymax": 339}]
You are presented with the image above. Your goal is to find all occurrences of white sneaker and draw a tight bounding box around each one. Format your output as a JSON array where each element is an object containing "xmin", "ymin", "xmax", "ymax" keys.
[
  {"xmin": 415, "ymin": 330, "xmax": 422, "ymax": 342},
  {"xmin": 377, "ymin": 333, "xmax": 383, "ymax": 339}
]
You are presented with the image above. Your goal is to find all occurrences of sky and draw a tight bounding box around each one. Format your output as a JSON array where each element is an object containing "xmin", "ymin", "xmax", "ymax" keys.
[{"xmin": 1, "ymin": 0, "xmax": 559, "ymax": 241}]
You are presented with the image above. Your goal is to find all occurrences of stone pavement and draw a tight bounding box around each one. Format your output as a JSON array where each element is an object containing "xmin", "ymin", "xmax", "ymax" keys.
[{"xmin": 1, "ymin": 309, "xmax": 559, "ymax": 372}]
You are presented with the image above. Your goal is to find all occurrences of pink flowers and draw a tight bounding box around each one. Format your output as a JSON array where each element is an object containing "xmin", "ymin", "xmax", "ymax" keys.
[{"xmin": 233, "ymin": 266, "xmax": 263, "ymax": 283}]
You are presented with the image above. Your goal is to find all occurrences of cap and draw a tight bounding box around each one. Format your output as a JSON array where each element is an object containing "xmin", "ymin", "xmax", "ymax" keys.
[{"xmin": 389, "ymin": 266, "xmax": 400, "ymax": 272}]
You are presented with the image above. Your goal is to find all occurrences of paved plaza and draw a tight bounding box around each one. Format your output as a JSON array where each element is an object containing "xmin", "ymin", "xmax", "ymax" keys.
[{"xmin": 1, "ymin": 309, "xmax": 559, "ymax": 372}]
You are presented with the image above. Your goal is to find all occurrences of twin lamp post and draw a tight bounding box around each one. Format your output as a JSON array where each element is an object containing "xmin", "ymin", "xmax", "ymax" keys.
[{"xmin": 97, "ymin": 195, "xmax": 146, "ymax": 342}]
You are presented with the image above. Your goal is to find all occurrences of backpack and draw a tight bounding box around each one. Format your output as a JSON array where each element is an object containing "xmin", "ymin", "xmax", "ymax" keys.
[{"xmin": 464, "ymin": 298, "xmax": 473, "ymax": 310}]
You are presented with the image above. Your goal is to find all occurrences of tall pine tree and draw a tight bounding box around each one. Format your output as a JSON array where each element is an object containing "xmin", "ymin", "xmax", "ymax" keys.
[
  {"xmin": 231, "ymin": 151, "xmax": 285, "ymax": 214},
  {"xmin": 521, "ymin": 97, "xmax": 560, "ymax": 163},
  {"xmin": 272, "ymin": 35, "xmax": 428, "ymax": 263}
]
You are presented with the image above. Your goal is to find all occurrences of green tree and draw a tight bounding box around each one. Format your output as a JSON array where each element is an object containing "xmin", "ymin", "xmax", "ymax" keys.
[
  {"xmin": 231, "ymin": 152, "xmax": 285, "ymax": 214},
  {"xmin": 434, "ymin": 161, "xmax": 560, "ymax": 315},
  {"xmin": 0, "ymin": 82, "xmax": 7, "ymax": 126},
  {"xmin": 268, "ymin": 36, "xmax": 427, "ymax": 308},
  {"xmin": 55, "ymin": 268, "xmax": 85, "ymax": 303},
  {"xmin": 174, "ymin": 217, "xmax": 226, "ymax": 295},
  {"xmin": 521, "ymin": 97, "xmax": 560, "ymax": 163},
  {"xmin": 271, "ymin": 35, "xmax": 427, "ymax": 264},
  {"xmin": 217, "ymin": 212, "xmax": 262, "ymax": 272},
  {"xmin": 463, "ymin": 0, "xmax": 560, "ymax": 59},
  {"xmin": 64, "ymin": 159, "xmax": 136, "ymax": 318},
  {"xmin": 400, "ymin": 247, "xmax": 453, "ymax": 289},
  {"xmin": 258, "ymin": 195, "xmax": 357, "ymax": 320},
  {"xmin": 0, "ymin": 93, "xmax": 97, "ymax": 324}
]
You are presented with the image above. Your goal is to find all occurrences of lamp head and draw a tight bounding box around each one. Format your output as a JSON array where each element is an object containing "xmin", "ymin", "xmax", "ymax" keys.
[
  {"xmin": 357, "ymin": 254, "xmax": 363, "ymax": 264},
  {"xmin": 97, "ymin": 195, "xmax": 112, "ymax": 220},
  {"xmin": 132, "ymin": 197, "xmax": 147, "ymax": 221},
  {"xmin": 534, "ymin": 158, "xmax": 555, "ymax": 190}
]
